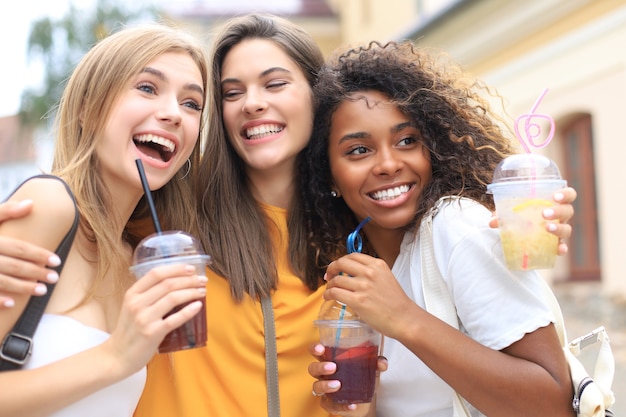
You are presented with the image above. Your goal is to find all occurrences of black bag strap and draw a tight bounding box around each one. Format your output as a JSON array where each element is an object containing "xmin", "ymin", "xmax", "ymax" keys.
[
  {"xmin": 0, "ymin": 175, "xmax": 79, "ymax": 371},
  {"xmin": 261, "ymin": 295, "xmax": 281, "ymax": 417}
]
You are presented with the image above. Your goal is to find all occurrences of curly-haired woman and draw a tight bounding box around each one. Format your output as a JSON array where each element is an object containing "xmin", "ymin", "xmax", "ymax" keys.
[{"xmin": 306, "ymin": 41, "xmax": 575, "ymax": 417}]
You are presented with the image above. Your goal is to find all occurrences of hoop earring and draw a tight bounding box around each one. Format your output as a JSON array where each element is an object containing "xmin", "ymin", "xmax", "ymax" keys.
[{"xmin": 179, "ymin": 159, "xmax": 191, "ymax": 180}]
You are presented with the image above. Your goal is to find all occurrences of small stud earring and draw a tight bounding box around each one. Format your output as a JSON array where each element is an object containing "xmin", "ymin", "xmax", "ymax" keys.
[{"xmin": 330, "ymin": 190, "xmax": 338, "ymax": 198}]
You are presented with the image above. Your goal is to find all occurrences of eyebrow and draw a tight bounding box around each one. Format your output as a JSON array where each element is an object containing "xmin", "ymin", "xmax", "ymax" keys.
[
  {"xmin": 141, "ymin": 66, "xmax": 204, "ymax": 96},
  {"xmin": 221, "ymin": 66, "xmax": 292, "ymax": 86},
  {"xmin": 337, "ymin": 122, "xmax": 414, "ymax": 144}
]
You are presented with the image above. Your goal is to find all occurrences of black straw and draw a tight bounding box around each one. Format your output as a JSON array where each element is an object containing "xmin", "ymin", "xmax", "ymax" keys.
[{"xmin": 135, "ymin": 159, "xmax": 162, "ymax": 234}]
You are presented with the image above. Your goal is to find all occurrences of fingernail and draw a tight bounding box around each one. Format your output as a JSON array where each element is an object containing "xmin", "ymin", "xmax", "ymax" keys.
[
  {"xmin": 185, "ymin": 265, "xmax": 196, "ymax": 273},
  {"xmin": 314, "ymin": 344, "xmax": 324, "ymax": 354},
  {"xmin": 347, "ymin": 404, "xmax": 357, "ymax": 410},
  {"xmin": 543, "ymin": 208, "xmax": 555, "ymax": 218},
  {"xmin": 323, "ymin": 273, "xmax": 328, "ymax": 281},
  {"xmin": 48, "ymin": 255, "xmax": 61, "ymax": 267},
  {"xmin": 47, "ymin": 271, "xmax": 59, "ymax": 283},
  {"xmin": 17, "ymin": 199, "xmax": 33, "ymax": 208},
  {"xmin": 3, "ymin": 299, "xmax": 15, "ymax": 308},
  {"xmin": 328, "ymin": 380, "xmax": 340, "ymax": 389},
  {"xmin": 34, "ymin": 284, "xmax": 48, "ymax": 295},
  {"xmin": 323, "ymin": 362, "xmax": 337, "ymax": 372},
  {"xmin": 197, "ymin": 287, "xmax": 207, "ymax": 294},
  {"xmin": 554, "ymin": 192, "xmax": 564, "ymax": 202},
  {"xmin": 198, "ymin": 275, "xmax": 208, "ymax": 283},
  {"xmin": 547, "ymin": 223, "xmax": 557, "ymax": 232}
]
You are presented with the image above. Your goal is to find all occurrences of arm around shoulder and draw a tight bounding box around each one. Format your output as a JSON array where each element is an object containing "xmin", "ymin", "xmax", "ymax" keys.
[{"xmin": 0, "ymin": 176, "xmax": 77, "ymax": 338}]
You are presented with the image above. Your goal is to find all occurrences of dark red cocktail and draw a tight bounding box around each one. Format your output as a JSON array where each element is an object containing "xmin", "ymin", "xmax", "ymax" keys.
[
  {"xmin": 322, "ymin": 342, "xmax": 379, "ymax": 403},
  {"xmin": 158, "ymin": 301, "xmax": 207, "ymax": 353}
]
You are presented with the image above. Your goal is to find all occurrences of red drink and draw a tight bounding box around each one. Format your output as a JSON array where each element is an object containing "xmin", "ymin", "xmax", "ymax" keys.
[
  {"xmin": 158, "ymin": 301, "xmax": 207, "ymax": 353},
  {"xmin": 321, "ymin": 342, "xmax": 379, "ymax": 403},
  {"xmin": 130, "ymin": 231, "xmax": 210, "ymax": 354}
]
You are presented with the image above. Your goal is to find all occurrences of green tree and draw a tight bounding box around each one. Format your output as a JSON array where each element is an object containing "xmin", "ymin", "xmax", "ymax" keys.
[{"xmin": 19, "ymin": 0, "xmax": 159, "ymax": 127}]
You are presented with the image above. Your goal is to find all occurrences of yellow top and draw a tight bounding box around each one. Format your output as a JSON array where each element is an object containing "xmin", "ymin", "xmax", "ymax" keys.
[{"xmin": 133, "ymin": 204, "xmax": 331, "ymax": 417}]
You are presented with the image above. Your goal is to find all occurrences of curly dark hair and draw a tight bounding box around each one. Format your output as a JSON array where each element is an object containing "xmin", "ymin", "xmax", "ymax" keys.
[{"xmin": 302, "ymin": 40, "xmax": 520, "ymax": 269}]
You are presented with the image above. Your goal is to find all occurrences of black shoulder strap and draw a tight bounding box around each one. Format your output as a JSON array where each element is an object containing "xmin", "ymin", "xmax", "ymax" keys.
[{"xmin": 0, "ymin": 175, "xmax": 80, "ymax": 371}]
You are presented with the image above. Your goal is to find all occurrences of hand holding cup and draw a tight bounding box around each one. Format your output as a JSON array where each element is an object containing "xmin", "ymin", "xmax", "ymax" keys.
[{"xmin": 130, "ymin": 231, "xmax": 210, "ymax": 353}]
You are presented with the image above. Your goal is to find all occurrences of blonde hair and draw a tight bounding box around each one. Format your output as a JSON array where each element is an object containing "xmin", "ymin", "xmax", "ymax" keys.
[{"xmin": 51, "ymin": 23, "xmax": 208, "ymax": 301}]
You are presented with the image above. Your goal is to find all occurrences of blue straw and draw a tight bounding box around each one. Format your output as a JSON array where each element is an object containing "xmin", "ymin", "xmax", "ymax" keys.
[{"xmin": 334, "ymin": 217, "xmax": 371, "ymax": 349}]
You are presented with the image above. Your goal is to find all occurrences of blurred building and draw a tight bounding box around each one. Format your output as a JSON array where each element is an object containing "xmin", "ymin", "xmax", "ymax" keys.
[
  {"xmin": 332, "ymin": 0, "xmax": 626, "ymax": 299},
  {"xmin": 0, "ymin": 116, "xmax": 41, "ymax": 198},
  {"xmin": 4, "ymin": 0, "xmax": 624, "ymax": 299},
  {"xmin": 161, "ymin": 0, "xmax": 340, "ymax": 57}
]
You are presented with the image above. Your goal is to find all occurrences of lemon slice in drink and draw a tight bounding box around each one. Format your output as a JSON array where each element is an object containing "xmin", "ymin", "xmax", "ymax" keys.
[{"xmin": 512, "ymin": 198, "xmax": 553, "ymax": 213}]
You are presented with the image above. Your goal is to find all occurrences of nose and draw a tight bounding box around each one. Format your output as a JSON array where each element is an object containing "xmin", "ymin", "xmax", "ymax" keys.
[
  {"xmin": 157, "ymin": 95, "xmax": 182, "ymax": 126},
  {"xmin": 372, "ymin": 147, "xmax": 403, "ymax": 177},
  {"xmin": 241, "ymin": 89, "xmax": 268, "ymax": 115}
]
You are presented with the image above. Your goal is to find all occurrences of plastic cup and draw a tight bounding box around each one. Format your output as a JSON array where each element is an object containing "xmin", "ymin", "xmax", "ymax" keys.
[
  {"xmin": 487, "ymin": 154, "xmax": 567, "ymax": 270},
  {"xmin": 129, "ymin": 231, "xmax": 210, "ymax": 353},
  {"xmin": 314, "ymin": 317, "xmax": 381, "ymax": 404}
]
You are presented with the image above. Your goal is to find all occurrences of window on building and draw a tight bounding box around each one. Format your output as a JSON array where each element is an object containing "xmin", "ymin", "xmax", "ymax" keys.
[{"xmin": 562, "ymin": 114, "xmax": 600, "ymax": 281}]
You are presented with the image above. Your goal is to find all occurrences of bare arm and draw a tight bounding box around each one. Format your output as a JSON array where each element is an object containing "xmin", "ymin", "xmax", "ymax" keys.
[
  {"xmin": 0, "ymin": 200, "xmax": 61, "ymax": 308},
  {"xmin": 0, "ymin": 178, "xmax": 205, "ymax": 416},
  {"xmin": 321, "ymin": 254, "xmax": 575, "ymax": 417},
  {"xmin": 0, "ymin": 262, "xmax": 205, "ymax": 417}
]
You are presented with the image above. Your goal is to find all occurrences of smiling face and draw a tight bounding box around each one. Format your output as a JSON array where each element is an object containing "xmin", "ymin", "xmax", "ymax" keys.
[
  {"xmin": 220, "ymin": 38, "xmax": 314, "ymax": 177},
  {"xmin": 329, "ymin": 90, "xmax": 432, "ymax": 233},
  {"xmin": 97, "ymin": 51, "xmax": 204, "ymax": 193}
]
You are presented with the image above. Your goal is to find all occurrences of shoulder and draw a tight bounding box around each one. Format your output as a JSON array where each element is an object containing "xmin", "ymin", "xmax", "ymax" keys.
[
  {"xmin": 431, "ymin": 197, "xmax": 492, "ymax": 240},
  {"xmin": 2, "ymin": 175, "xmax": 77, "ymax": 250}
]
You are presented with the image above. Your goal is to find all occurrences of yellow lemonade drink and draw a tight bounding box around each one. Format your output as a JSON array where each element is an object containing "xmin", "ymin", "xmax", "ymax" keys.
[
  {"xmin": 487, "ymin": 154, "xmax": 566, "ymax": 271},
  {"xmin": 498, "ymin": 198, "xmax": 558, "ymax": 270}
]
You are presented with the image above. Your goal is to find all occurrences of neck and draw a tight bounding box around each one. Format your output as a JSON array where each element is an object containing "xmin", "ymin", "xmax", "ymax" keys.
[
  {"xmin": 364, "ymin": 225, "xmax": 405, "ymax": 268},
  {"xmin": 102, "ymin": 177, "xmax": 146, "ymax": 236},
  {"xmin": 246, "ymin": 164, "xmax": 295, "ymax": 209}
]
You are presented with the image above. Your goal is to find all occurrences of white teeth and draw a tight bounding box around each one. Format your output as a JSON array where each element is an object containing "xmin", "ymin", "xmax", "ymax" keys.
[
  {"xmin": 245, "ymin": 124, "xmax": 283, "ymax": 139},
  {"xmin": 134, "ymin": 134, "xmax": 175, "ymax": 153},
  {"xmin": 371, "ymin": 185, "xmax": 410, "ymax": 201}
]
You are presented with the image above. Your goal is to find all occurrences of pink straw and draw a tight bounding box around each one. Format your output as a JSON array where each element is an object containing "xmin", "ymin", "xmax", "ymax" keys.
[{"xmin": 514, "ymin": 88, "xmax": 555, "ymax": 153}]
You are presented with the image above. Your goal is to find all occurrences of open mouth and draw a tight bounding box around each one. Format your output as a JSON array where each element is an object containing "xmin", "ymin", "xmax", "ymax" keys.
[
  {"xmin": 244, "ymin": 124, "xmax": 283, "ymax": 140},
  {"xmin": 133, "ymin": 134, "xmax": 176, "ymax": 162},
  {"xmin": 369, "ymin": 184, "xmax": 411, "ymax": 201}
]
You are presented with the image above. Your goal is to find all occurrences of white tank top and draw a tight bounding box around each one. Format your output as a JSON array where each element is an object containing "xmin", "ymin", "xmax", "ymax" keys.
[{"xmin": 23, "ymin": 314, "xmax": 147, "ymax": 417}]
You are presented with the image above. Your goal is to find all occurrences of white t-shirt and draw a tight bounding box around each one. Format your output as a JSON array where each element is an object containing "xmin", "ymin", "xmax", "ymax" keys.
[{"xmin": 376, "ymin": 197, "xmax": 554, "ymax": 417}]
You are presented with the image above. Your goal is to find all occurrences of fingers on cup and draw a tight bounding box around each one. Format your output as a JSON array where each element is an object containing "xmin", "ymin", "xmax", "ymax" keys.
[
  {"xmin": 161, "ymin": 300, "xmax": 203, "ymax": 327},
  {"xmin": 312, "ymin": 379, "xmax": 341, "ymax": 397}
]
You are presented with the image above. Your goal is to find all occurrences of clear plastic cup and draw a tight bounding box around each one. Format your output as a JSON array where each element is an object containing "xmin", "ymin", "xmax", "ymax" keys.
[
  {"xmin": 487, "ymin": 154, "xmax": 567, "ymax": 270},
  {"xmin": 130, "ymin": 231, "xmax": 210, "ymax": 353},
  {"xmin": 314, "ymin": 300, "xmax": 381, "ymax": 404}
]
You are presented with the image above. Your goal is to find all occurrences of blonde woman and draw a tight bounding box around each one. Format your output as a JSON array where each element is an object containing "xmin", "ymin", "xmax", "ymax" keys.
[{"xmin": 0, "ymin": 24, "xmax": 208, "ymax": 417}]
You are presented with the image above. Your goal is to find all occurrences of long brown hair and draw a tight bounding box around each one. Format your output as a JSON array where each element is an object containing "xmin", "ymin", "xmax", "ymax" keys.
[{"xmin": 196, "ymin": 13, "xmax": 324, "ymax": 300}]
